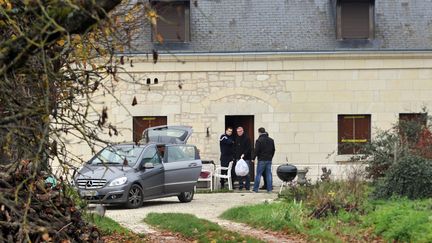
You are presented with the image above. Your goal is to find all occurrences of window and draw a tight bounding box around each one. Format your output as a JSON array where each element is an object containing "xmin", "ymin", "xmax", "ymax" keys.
[
  {"xmin": 165, "ymin": 145, "xmax": 197, "ymax": 162},
  {"xmin": 336, "ymin": 0, "xmax": 374, "ymax": 40},
  {"xmin": 89, "ymin": 146, "xmax": 144, "ymax": 166},
  {"xmin": 399, "ymin": 113, "xmax": 427, "ymax": 126},
  {"xmin": 141, "ymin": 146, "xmax": 161, "ymax": 165},
  {"xmin": 151, "ymin": 0, "xmax": 190, "ymax": 43},
  {"xmin": 338, "ymin": 115, "xmax": 371, "ymax": 154}
]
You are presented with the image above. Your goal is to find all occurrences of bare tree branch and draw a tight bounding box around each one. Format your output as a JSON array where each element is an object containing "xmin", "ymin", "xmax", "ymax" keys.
[{"xmin": 0, "ymin": 0, "xmax": 122, "ymax": 74}]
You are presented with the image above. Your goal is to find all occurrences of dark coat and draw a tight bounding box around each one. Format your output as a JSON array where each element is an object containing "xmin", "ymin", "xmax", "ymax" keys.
[
  {"xmin": 220, "ymin": 133, "xmax": 234, "ymax": 161},
  {"xmin": 234, "ymin": 134, "xmax": 252, "ymax": 160},
  {"xmin": 254, "ymin": 133, "xmax": 275, "ymax": 161}
]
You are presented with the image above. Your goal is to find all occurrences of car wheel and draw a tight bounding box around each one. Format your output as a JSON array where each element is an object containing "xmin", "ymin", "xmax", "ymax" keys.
[
  {"xmin": 125, "ymin": 184, "xmax": 143, "ymax": 209},
  {"xmin": 178, "ymin": 190, "xmax": 194, "ymax": 203}
]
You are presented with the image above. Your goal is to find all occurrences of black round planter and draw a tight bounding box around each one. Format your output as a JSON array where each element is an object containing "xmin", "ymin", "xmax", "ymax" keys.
[{"xmin": 276, "ymin": 164, "xmax": 297, "ymax": 182}]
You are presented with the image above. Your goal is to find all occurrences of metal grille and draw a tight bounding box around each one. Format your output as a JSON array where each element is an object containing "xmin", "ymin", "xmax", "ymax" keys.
[{"xmin": 77, "ymin": 179, "xmax": 107, "ymax": 189}]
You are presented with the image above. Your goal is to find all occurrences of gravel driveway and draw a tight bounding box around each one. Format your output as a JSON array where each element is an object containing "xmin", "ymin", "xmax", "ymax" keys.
[
  {"xmin": 105, "ymin": 192, "xmax": 305, "ymax": 242},
  {"xmin": 106, "ymin": 191, "xmax": 277, "ymax": 233}
]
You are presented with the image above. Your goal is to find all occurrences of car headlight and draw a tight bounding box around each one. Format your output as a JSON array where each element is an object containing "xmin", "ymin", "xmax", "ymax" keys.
[{"xmin": 108, "ymin": 177, "xmax": 128, "ymax": 187}]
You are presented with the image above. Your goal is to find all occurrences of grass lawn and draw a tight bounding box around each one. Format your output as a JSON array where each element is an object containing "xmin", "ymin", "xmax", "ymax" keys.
[
  {"xmin": 85, "ymin": 213, "xmax": 146, "ymax": 242},
  {"xmin": 220, "ymin": 198, "xmax": 432, "ymax": 243},
  {"xmin": 365, "ymin": 198, "xmax": 432, "ymax": 242},
  {"xmin": 144, "ymin": 212, "xmax": 264, "ymax": 243}
]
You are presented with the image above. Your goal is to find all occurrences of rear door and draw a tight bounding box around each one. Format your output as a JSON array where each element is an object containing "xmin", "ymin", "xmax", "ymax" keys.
[
  {"xmin": 142, "ymin": 125, "xmax": 192, "ymax": 144},
  {"xmin": 163, "ymin": 145, "xmax": 202, "ymax": 193},
  {"xmin": 137, "ymin": 145, "xmax": 164, "ymax": 197}
]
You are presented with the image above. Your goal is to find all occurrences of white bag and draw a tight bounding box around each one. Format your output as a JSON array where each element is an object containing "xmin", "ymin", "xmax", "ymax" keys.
[{"xmin": 235, "ymin": 159, "xmax": 249, "ymax": 177}]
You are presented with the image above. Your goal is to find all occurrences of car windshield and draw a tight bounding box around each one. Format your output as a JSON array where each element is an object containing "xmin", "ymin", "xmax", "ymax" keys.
[{"xmin": 88, "ymin": 145, "xmax": 144, "ymax": 166}]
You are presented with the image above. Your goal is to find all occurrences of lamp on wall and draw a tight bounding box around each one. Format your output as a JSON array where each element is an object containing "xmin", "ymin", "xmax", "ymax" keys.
[{"xmin": 206, "ymin": 127, "xmax": 210, "ymax": 137}]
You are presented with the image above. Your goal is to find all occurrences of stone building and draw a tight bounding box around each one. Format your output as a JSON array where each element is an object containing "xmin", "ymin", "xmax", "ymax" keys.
[{"xmin": 71, "ymin": 0, "xmax": 432, "ymax": 182}]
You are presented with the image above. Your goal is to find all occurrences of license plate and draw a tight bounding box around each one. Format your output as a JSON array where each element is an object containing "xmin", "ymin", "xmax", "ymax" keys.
[{"xmin": 80, "ymin": 190, "xmax": 98, "ymax": 197}]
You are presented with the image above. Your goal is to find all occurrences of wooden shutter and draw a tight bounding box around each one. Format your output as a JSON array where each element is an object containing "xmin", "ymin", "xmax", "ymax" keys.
[
  {"xmin": 337, "ymin": 0, "xmax": 373, "ymax": 40},
  {"xmin": 341, "ymin": 1, "xmax": 369, "ymax": 39},
  {"xmin": 338, "ymin": 115, "xmax": 371, "ymax": 154},
  {"xmin": 152, "ymin": 1, "xmax": 190, "ymax": 42}
]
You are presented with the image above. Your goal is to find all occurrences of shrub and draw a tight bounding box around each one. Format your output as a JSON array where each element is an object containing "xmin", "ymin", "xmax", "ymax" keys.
[
  {"xmin": 280, "ymin": 179, "xmax": 370, "ymax": 219},
  {"xmin": 307, "ymin": 181, "xmax": 369, "ymax": 218},
  {"xmin": 353, "ymin": 109, "xmax": 432, "ymax": 199},
  {"xmin": 360, "ymin": 129, "xmax": 407, "ymax": 180},
  {"xmin": 278, "ymin": 181, "xmax": 310, "ymax": 202},
  {"xmin": 374, "ymin": 154, "xmax": 432, "ymax": 199}
]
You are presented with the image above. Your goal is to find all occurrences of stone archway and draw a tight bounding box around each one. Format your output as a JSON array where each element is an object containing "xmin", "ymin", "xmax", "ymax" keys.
[{"xmin": 201, "ymin": 87, "xmax": 279, "ymax": 109}]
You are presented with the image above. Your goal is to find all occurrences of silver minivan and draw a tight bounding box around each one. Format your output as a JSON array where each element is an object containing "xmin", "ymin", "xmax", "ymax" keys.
[{"xmin": 74, "ymin": 126, "xmax": 202, "ymax": 208}]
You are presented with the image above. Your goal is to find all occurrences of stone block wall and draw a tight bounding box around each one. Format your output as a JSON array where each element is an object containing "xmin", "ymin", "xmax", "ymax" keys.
[{"xmin": 66, "ymin": 52, "xmax": 432, "ymax": 183}]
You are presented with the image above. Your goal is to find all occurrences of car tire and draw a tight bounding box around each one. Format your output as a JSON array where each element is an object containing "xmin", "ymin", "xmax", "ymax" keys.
[
  {"xmin": 178, "ymin": 190, "xmax": 194, "ymax": 203},
  {"xmin": 125, "ymin": 184, "xmax": 143, "ymax": 209}
]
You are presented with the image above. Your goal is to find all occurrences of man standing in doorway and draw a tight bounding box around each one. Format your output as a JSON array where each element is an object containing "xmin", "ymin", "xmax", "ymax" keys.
[
  {"xmin": 253, "ymin": 127, "xmax": 275, "ymax": 193},
  {"xmin": 219, "ymin": 127, "xmax": 234, "ymax": 189},
  {"xmin": 234, "ymin": 126, "xmax": 252, "ymax": 190}
]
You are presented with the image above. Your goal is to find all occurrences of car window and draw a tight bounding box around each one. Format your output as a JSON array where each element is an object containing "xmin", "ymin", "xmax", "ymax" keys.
[
  {"xmin": 141, "ymin": 146, "xmax": 161, "ymax": 165},
  {"xmin": 165, "ymin": 145, "xmax": 196, "ymax": 163},
  {"xmin": 89, "ymin": 145, "xmax": 144, "ymax": 166}
]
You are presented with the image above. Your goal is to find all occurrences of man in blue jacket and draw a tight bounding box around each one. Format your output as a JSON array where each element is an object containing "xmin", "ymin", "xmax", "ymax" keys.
[
  {"xmin": 219, "ymin": 127, "xmax": 234, "ymax": 189},
  {"xmin": 253, "ymin": 127, "xmax": 275, "ymax": 193}
]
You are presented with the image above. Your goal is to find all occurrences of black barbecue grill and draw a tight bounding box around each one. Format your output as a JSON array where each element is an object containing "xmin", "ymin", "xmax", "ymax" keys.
[{"xmin": 276, "ymin": 164, "xmax": 297, "ymax": 193}]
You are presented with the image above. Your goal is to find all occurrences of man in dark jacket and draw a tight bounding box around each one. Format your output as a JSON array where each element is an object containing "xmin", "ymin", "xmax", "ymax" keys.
[
  {"xmin": 253, "ymin": 127, "xmax": 275, "ymax": 193},
  {"xmin": 219, "ymin": 127, "xmax": 234, "ymax": 188},
  {"xmin": 234, "ymin": 126, "xmax": 252, "ymax": 190}
]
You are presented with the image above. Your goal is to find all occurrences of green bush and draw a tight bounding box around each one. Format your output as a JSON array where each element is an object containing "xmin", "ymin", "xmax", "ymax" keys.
[
  {"xmin": 360, "ymin": 129, "xmax": 407, "ymax": 180},
  {"xmin": 374, "ymin": 154, "xmax": 432, "ymax": 199},
  {"xmin": 365, "ymin": 199, "xmax": 432, "ymax": 242}
]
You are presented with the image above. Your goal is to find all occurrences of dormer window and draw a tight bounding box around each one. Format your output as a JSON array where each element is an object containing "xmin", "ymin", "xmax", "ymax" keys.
[
  {"xmin": 151, "ymin": 0, "xmax": 190, "ymax": 43},
  {"xmin": 336, "ymin": 0, "xmax": 375, "ymax": 40}
]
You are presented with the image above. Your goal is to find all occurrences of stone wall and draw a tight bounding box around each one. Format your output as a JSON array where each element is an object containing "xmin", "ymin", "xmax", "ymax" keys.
[{"xmin": 66, "ymin": 52, "xmax": 432, "ymax": 183}]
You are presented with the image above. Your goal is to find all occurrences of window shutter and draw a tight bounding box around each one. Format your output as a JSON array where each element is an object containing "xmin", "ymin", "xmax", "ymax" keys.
[
  {"xmin": 341, "ymin": 1, "xmax": 370, "ymax": 39},
  {"xmin": 338, "ymin": 115, "xmax": 371, "ymax": 155}
]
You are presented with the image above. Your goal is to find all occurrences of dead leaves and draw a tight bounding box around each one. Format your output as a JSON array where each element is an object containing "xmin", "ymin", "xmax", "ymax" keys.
[
  {"xmin": 146, "ymin": 9, "xmax": 158, "ymax": 27},
  {"xmin": 131, "ymin": 96, "xmax": 137, "ymax": 106},
  {"xmin": 98, "ymin": 106, "xmax": 108, "ymax": 127}
]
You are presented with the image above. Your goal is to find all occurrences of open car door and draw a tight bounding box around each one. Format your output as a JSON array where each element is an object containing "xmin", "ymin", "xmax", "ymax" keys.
[
  {"xmin": 163, "ymin": 145, "xmax": 202, "ymax": 194},
  {"xmin": 142, "ymin": 125, "xmax": 192, "ymax": 144}
]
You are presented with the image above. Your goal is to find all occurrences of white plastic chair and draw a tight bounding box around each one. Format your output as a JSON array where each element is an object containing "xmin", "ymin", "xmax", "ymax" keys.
[
  {"xmin": 213, "ymin": 161, "xmax": 234, "ymax": 191},
  {"xmin": 197, "ymin": 169, "xmax": 213, "ymax": 191}
]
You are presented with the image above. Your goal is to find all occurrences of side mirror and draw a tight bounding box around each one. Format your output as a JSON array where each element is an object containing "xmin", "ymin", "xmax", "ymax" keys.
[{"xmin": 143, "ymin": 162, "xmax": 154, "ymax": 170}]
